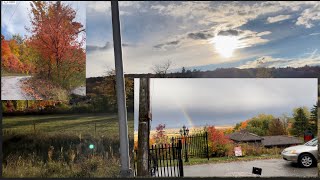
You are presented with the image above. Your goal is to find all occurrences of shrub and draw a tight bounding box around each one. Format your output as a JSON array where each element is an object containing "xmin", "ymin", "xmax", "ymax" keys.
[{"xmin": 207, "ymin": 126, "xmax": 232, "ymax": 157}]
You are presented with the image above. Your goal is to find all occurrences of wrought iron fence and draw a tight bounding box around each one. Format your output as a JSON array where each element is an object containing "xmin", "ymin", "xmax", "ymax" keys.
[
  {"xmin": 171, "ymin": 131, "xmax": 209, "ymax": 160},
  {"xmin": 134, "ymin": 139, "xmax": 184, "ymax": 177}
]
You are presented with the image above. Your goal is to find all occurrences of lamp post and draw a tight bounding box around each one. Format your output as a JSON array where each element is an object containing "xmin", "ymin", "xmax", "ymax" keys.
[{"xmin": 180, "ymin": 125, "xmax": 189, "ymax": 162}]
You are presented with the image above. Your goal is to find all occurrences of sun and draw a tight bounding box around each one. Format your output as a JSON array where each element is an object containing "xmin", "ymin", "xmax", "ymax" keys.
[{"xmin": 211, "ymin": 36, "xmax": 239, "ymax": 58}]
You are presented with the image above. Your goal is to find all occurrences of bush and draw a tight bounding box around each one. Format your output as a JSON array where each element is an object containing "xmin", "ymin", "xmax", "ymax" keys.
[
  {"xmin": 238, "ymin": 143, "xmax": 282, "ymax": 156},
  {"xmin": 207, "ymin": 126, "xmax": 232, "ymax": 157}
]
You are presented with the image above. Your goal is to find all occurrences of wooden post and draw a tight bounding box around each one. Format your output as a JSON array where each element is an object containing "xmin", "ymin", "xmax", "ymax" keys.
[
  {"xmin": 33, "ymin": 121, "xmax": 36, "ymax": 133},
  {"xmin": 137, "ymin": 78, "xmax": 151, "ymax": 176},
  {"xmin": 95, "ymin": 123, "xmax": 97, "ymax": 138}
]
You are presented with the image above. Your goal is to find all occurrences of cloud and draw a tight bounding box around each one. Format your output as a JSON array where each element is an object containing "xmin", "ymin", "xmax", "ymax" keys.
[
  {"xmin": 87, "ymin": 42, "xmax": 133, "ymax": 54},
  {"xmin": 296, "ymin": 3, "xmax": 320, "ymax": 28},
  {"xmin": 187, "ymin": 32, "xmax": 214, "ymax": 40},
  {"xmin": 86, "ymin": 1, "xmax": 320, "ymax": 76},
  {"xmin": 87, "ymin": 1, "xmax": 110, "ymax": 14},
  {"xmin": 217, "ymin": 29, "xmax": 241, "ymax": 36},
  {"xmin": 134, "ymin": 78, "xmax": 317, "ymax": 129},
  {"xmin": 153, "ymin": 40, "xmax": 181, "ymax": 50},
  {"xmin": 238, "ymin": 49, "xmax": 320, "ymax": 68},
  {"xmin": 310, "ymin": 32, "xmax": 320, "ymax": 36},
  {"xmin": 267, "ymin": 15, "xmax": 291, "ymax": 23},
  {"xmin": 87, "ymin": 42, "xmax": 112, "ymax": 52}
]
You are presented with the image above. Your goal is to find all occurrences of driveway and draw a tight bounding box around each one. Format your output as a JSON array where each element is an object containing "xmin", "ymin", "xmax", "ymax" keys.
[
  {"xmin": 183, "ymin": 158, "xmax": 317, "ymax": 177},
  {"xmin": 1, "ymin": 76, "xmax": 33, "ymax": 100}
]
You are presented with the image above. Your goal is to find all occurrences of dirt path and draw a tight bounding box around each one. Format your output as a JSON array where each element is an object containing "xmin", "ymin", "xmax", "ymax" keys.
[
  {"xmin": 71, "ymin": 85, "xmax": 86, "ymax": 96},
  {"xmin": 1, "ymin": 76, "xmax": 34, "ymax": 100}
]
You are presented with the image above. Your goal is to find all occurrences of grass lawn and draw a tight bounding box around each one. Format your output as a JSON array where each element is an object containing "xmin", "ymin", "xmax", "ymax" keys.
[
  {"xmin": 3, "ymin": 113, "xmax": 134, "ymax": 178},
  {"xmin": 3, "ymin": 113, "xmax": 134, "ymax": 137}
]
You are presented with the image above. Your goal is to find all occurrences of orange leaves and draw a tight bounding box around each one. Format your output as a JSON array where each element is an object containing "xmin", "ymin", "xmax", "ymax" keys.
[
  {"xmin": 28, "ymin": 1, "xmax": 85, "ymax": 82},
  {"xmin": 240, "ymin": 120, "xmax": 250, "ymax": 129},
  {"xmin": 1, "ymin": 35, "xmax": 34, "ymax": 74},
  {"xmin": 207, "ymin": 126, "xmax": 231, "ymax": 145}
]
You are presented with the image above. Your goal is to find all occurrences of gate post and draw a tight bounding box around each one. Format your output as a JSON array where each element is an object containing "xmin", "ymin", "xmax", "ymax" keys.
[
  {"xmin": 178, "ymin": 139, "xmax": 184, "ymax": 177},
  {"xmin": 205, "ymin": 131, "xmax": 209, "ymax": 160},
  {"xmin": 137, "ymin": 78, "xmax": 151, "ymax": 176}
]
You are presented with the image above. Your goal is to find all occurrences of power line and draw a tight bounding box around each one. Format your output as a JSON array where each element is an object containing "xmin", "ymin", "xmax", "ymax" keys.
[{"xmin": 8, "ymin": 1, "xmax": 21, "ymax": 22}]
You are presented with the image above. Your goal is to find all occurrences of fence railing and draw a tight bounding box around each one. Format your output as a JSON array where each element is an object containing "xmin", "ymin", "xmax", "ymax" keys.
[
  {"xmin": 134, "ymin": 139, "xmax": 184, "ymax": 177},
  {"xmin": 171, "ymin": 131, "xmax": 209, "ymax": 160}
]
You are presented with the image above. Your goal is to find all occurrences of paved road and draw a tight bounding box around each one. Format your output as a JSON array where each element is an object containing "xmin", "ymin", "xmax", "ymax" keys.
[
  {"xmin": 71, "ymin": 85, "xmax": 86, "ymax": 96},
  {"xmin": 1, "ymin": 76, "xmax": 33, "ymax": 100},
  {"xmin": 183, "ymin": 158, "xmax": 317, "ymax": 177}
]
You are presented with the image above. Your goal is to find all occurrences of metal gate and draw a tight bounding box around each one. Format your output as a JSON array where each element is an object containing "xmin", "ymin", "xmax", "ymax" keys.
[
  {"xmin": 171, "ymin": 131, "xmax": 209, "ymax": 160},
  {"xmin": 134, "ymin": 139, "xmax": 184, "ymax": 177}
]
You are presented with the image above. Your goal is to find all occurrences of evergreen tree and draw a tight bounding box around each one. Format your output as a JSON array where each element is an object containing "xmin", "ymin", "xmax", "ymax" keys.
[
  {"xmin": 290, "ymin": 107, "xmax": 309, "ymax": 137},
  {"xmin": 181, "ymin": 67, "xmax": 186, "ymax": 73},
  {"xmin": 309, "ymin": 104, "xmax": 318, "ymax": 136}
]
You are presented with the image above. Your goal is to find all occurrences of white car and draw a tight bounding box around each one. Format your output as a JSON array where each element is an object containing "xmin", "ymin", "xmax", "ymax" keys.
[{"xmin": 281, "ymin": 138, "xmax": 318, "ymax": 168}]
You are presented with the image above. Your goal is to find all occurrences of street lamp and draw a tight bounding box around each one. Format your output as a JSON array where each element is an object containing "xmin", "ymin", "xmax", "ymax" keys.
[{"xmin": 180, "ymin": 125, "xmax": 189, "ymax": 162}]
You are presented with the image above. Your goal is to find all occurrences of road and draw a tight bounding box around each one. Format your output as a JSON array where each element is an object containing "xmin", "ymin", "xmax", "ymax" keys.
[
  {"xmin": 183, "ymin": 158, "xmax": 317, "ymax": 177},
  {"xmin": 1, "ymin": 76, "xmax": 33, "ymax": 100},
  {"xmin": 71, "ymin": 85, "xmax": 86, "ymax": 96}
]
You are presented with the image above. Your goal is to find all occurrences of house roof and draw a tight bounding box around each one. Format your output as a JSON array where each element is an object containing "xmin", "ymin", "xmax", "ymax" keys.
[
  {"xmin": 227, "ymin": 129, "xmax": 263, "ymax": 142},
  {"xmin": 262, "ymin": 135, "xmax": 303, "ymax": 146}
]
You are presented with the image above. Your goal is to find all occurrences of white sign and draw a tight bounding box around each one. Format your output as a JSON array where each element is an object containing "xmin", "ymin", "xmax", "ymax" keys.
[{"xmin": 234, "ymin": 146, "xmax": 242, "ymax": 157}]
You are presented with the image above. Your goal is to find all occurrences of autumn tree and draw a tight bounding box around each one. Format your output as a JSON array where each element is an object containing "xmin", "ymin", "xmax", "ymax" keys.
[
  {"xmin": 245, "ymin": 114, "xmax": 274, "ymax": 136},
  {"xmin": 207, "ymin": 126, "xmax": 232, "ymax": 157},
  {"xmin": 1, "ymin": 35, "xmax": 26, "ymax": 73},
  {"xmin": 28, "ymin": 1, "xmax": 85, "ymax": 89},
  {"xmin": 268, "ymin": 118, "xmax": 287, "ymax": 135},
  {"xmin": 152, "ymin": 124, "xmax": 169, "ymax": 145}
]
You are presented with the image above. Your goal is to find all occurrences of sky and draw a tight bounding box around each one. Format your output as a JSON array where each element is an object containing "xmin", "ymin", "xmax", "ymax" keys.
[
  {"xmin": 1, "ymin": 1, "xmax": 86, "ymax": 46},
  {"xmin": 86, "ymin": 1, "xmax": 320, "ymax": 77},
  {"xmin": 2, "ymin": 1, "xmax": 320, "ymax": 77},
  {"xmin": 134, "ymin": 78, "xmax": 318, "ymax": 131}
]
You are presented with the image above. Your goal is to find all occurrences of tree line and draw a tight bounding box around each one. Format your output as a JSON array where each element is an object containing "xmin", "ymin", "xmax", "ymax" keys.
[{"xmin": 234, "ymin": 105, "xmax": 318, "ymax": 137}]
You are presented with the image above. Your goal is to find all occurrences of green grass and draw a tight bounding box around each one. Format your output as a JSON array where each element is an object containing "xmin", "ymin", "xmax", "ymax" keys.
[
  {"xmin": 3, "ymin": 113, "xmax": 134, "ymax": 178},
  {"xmin": 3, "ymin": 113, "xmax": 134, "ymax": 137},
  {"xmin": 135, "ymin": 154, "xmax": 282, "ymax": 168},
  {"xmin": 1, "ymin": 70, "xmax": 29, "ymax": 77}
]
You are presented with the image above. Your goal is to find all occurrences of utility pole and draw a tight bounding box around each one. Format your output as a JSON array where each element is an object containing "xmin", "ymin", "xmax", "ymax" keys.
[
  {"xmin": 110, "ymin": 1, "xmax": 132, "ymax": 177},
  {"xmin": 137, "ymin": 78, "xmax": 151, "ymax": 176}
]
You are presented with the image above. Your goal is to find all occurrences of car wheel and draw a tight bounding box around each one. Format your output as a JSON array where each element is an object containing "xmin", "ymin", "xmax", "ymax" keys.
[{"xmin": 298, "ymin": 154, "xmax": 314, "ymax": 168}]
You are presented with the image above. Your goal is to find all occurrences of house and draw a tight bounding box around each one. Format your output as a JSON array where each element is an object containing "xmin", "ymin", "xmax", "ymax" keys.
[
  {"xmin": 226, "ymin": 130, "xmax": 263, "ymax": 144},
  {"xmin": 261, "ymin": 135, "xmax": 303, "ymax": 148},
  {"xmin": 227, "ymin": 130, "xmax": 303, "ymax": 148}
]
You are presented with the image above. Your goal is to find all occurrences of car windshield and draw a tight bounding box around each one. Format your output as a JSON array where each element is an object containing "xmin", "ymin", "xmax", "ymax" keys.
[{"xmin": 304, "ymin": 138, "xmax": 318, "ymax": 146}]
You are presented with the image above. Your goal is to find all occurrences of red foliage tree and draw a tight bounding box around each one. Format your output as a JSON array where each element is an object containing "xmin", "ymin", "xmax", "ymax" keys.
[
  {"xmin": 27, "ymin": 1, "xmax": 85, "ymax": 84},
  {"xmin": 207, "ymin": 126, "xmax": 232, "ymax": 156},
  {"xmin": 1, "ymin": 36, "xmax": 26, "ymax": 73},
  {"xmin": 152, "ymin": 124, "xmax": 169, "ymax": 145}
]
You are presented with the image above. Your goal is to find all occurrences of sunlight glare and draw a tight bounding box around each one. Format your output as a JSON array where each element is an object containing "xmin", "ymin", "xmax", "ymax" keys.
[{"xmin": 211, "ymin": 36, "xmax": 239, "ymax": 58}]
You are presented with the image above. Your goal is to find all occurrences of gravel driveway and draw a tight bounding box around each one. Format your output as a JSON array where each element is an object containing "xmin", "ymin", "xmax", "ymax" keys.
[{"xmin": 1, "ymin": 76, "xmax": 33, "ymax": 100}]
